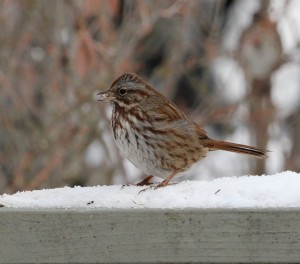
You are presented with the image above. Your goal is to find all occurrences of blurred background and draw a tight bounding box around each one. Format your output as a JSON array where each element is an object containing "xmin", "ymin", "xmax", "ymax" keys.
[{"xmin": 1, "ymin": 0, "xmax": 300, "ymax": 194}]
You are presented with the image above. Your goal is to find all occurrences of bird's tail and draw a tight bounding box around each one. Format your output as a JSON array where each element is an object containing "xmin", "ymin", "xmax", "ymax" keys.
[{"xmin": 204, "ymin": 139, "xmax": 268, "ymax": 158}]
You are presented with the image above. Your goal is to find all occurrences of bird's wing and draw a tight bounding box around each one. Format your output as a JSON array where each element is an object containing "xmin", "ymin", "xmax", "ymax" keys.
[
  {"xmin": 194, "ymin": 122, "xmax": 208, "ymax": 139},
  {"xmin": 138, "ymin": 94, "xmax": 208, "ymax": 140}
]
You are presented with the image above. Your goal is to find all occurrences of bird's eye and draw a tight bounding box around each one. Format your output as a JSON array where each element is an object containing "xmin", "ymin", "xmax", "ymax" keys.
[{"xmin": 118, "ymin": 88, "xmax": 127, "ymax": 96}]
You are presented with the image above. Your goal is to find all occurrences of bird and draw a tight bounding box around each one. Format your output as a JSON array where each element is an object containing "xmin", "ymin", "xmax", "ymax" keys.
[{"xmin": 98, "ymin": 73, "xmax": 267, "ymax": 188}]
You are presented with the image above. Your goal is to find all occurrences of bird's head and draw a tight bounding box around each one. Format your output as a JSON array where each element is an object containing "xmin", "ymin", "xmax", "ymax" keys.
[{"xmin": 98, "ymin": 73, "xmax": 155, "ymax": 108}]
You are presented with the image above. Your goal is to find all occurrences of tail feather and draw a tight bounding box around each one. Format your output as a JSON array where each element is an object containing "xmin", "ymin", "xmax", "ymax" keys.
[{"xmin": 204, "ymin": 139, "xmax": 268, "ymax": 159}]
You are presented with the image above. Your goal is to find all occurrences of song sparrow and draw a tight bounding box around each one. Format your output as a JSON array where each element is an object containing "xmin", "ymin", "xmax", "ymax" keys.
[{"xmin": 98, "ymin": 73, "xmax": 267, "ymax": 188}]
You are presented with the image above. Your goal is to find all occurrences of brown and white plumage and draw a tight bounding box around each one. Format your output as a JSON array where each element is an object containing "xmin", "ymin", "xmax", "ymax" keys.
[{"xmin": 98, "ymin": 73, "xmax": 267, "ymax": 187}]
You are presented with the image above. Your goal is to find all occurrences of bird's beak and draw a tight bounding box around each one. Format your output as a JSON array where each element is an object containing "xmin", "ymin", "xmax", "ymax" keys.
[{"xmin": 97, "ymin": 90, "xmax": 115, "ymax": 101}]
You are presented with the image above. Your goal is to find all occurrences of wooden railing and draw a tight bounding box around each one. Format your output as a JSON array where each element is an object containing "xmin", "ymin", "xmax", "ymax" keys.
[{"xmin": 0, "ymin": 208, "xmax": 300, "ymax": 263}]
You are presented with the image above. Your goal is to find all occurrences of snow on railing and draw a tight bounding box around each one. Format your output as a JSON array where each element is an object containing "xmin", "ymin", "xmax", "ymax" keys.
[{"xmin": 0, "ymin": 171, "xmax": 300, "ymax": 263}]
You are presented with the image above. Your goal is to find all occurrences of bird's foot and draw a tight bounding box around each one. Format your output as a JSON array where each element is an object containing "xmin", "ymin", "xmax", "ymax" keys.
[
  {"xmin": 121, "ymin": 175, "xmax": 154, "ymax": 189},
  {"xmin": 138, "ymin": 181, "xmax": 177, "ymax": 194}
]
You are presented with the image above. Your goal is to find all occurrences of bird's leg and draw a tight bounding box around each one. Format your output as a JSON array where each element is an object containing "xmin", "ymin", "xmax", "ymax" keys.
[
  {"xmin": 135, "ymin": 175, "xmax": 154, "ymax": 186},
  {"xmin": 154, "ymin": 170, "xmax": 180, "ymax": 189},
  {"xmin": 138, "ymin": 170, "xmax": 180, "ymax": 194},
  {"xmin": 122, "ymin": 175, "xmax": 154, "ymax": 189}
]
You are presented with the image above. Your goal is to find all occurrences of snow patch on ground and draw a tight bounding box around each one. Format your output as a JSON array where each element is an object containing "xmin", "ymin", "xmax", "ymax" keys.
[{"xmin": 1, "ymin": 171, "xmax": 299, "ymax": 209}]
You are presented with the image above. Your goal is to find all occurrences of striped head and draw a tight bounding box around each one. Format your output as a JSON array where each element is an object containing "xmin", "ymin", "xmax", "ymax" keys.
[{"xmin": 98, "ymin": 73, "xmax": 156, "ymax": 109}]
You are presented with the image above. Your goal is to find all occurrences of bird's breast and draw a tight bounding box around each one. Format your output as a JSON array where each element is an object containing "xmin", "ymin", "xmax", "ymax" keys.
[{"xmin": 111, "ymin": 108, "xmax": 209, "ymax": 178}]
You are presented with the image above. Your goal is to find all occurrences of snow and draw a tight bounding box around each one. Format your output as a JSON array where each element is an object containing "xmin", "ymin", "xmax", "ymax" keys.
[
  {"xmin": 274, "ymin": 0, "xmax": 300, "ymax": 54},
  {"xmin": 85, "ymin": 140, "xmax": 105, "ymax": 167},
  {"xmin": 1, "ymin": 171, "xmax": 299, "ymax": 209},
  {"xmin": 223, "ymin": 0, "xmax": 260, "ymax": 51},
  {"xmin": 209, "ymin": 0, "xmax": 300, "ymax": 181},
  {"xmin": 213, "ymin": 56, "xmax": 247, "ymax": 103},
  {"xmin": 271, "ymin": 63, "xmax": 300, "ymax": 118}
]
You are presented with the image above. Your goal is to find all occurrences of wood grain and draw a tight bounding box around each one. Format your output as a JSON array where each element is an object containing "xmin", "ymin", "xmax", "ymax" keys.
[{"xmin": 0, "ymin": 208, "xmax": 300, "ymax": 263}]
